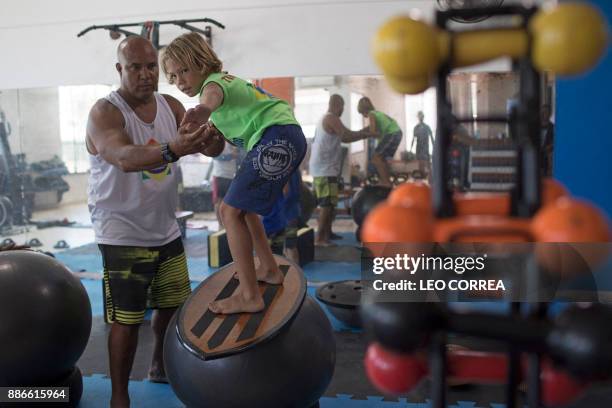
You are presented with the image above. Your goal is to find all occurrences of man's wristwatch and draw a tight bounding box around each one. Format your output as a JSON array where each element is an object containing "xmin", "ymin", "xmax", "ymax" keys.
[{"xmin": 161, "ymin": 143, "xmax": 179, "ymax": 163}]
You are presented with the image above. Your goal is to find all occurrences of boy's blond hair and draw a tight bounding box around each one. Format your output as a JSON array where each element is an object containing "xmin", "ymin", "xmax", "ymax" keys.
[
  {"xmin": 160, "ymin": 32, "xmax": 223, "ymax": 84},
  {"xmin": 357, "ymin": 97, "xmax": 375, "ymax": 115}
]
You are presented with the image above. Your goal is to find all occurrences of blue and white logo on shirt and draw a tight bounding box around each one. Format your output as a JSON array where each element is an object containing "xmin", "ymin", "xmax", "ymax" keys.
[{"xmin": 254, "ymin": 140, "xmax": 295, "ymax": 180}]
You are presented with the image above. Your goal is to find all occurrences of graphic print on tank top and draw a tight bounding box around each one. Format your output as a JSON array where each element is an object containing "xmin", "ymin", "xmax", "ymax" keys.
[{"xmin": 142, "ymin": 138, "xmax": 172, "ymax": 181}]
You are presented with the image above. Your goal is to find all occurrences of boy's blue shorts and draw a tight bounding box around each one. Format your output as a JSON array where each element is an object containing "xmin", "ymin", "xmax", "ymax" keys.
[{"xmin": 224, "ymin": 125, "xmax": 306, "ymax": 216}]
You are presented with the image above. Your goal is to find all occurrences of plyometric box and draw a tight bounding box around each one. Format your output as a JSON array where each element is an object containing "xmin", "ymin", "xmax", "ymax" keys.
[{"xmin": 208, "ymin": 227, "xmax": 314, "ymax": 269}]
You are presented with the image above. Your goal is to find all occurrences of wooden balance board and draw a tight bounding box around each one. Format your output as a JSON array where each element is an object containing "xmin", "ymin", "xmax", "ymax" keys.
[{"xmin": 177, "ymin": 254, "xmax": 306, "ymax": 360}]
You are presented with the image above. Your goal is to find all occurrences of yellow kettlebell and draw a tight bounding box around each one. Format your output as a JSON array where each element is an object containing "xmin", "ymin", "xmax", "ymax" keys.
[
  {"xmin": 531, "ymin": 3, "xmax": 609, "ymax": 76},
  {"xmin": 373, "ymin": 3, "xmax": 609, "ymax": 95},
  {"xmin": 371, "ymin": 16, "xmax": 442, "ymax": 94}
]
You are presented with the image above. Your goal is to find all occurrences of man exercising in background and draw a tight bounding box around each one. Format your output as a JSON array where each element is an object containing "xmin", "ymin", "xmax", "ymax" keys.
[{"xmin": 310, "ymin": 94, "xmax": 375, "ymax": 246}]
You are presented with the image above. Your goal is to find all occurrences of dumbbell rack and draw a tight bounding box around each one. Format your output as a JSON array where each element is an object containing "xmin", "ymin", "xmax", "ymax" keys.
[
  {"xmin": 433, "ymin": 5, "xmax": 541, "ymax": 218},
  {"xmin": 431, "ymin": 5, "xmax": 542, "ymax": 408},
  {"xmin": 423, "ymin": 270, "xmax": 549, "ymax": 408},
  {"xmin": 365, "ymin": 2, "xmax": 610, "ymax": 407}
]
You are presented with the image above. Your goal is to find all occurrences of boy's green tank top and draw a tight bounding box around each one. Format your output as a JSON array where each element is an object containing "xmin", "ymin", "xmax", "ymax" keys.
[
  {"xmin": 371, "ymin": 110, "xmax": 401, "ymax": 136},
  {"xmin": 200, "ymin": 73, "xmax": 299, "ymax": 151}
]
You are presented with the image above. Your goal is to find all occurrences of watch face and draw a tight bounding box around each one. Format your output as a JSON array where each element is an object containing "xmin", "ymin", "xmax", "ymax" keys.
[{"xmin": 161, "ymin": 144, "xmax": 174, "ymax": 163}]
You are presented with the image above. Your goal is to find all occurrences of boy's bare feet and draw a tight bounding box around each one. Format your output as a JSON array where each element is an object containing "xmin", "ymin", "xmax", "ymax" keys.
[
  {"xmin": 209, "ymin": 291, "xmax": 265, "ymax": 314},
  {"xmin": 233, "ymin": 266, "xmax": 285, "ymax": 285},
  {"xmin": 255, "ymin": 266, "xmax": 284, "ymax": 284}
]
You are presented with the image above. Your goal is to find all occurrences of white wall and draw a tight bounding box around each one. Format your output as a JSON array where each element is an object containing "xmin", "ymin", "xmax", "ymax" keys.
[{"xmin": 0, "ymin": 0, "xmax": 434, "ymax": 90}]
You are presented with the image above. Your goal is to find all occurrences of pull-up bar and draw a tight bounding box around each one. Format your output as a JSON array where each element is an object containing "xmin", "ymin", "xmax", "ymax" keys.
[{"xmin": 77, "ymin": 18, "xmax": 225, "ymax": 48}]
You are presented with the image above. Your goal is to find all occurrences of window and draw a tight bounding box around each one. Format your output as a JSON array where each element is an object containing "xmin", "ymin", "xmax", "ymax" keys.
[
  {"xmin": 59, "ymin": 85, "xmax": 114, "ymax": 173},
  {"xmin": 404, "ymin": 87, "xmax": 437, "ymax": 154},
  {"xmin": 294, "ymin": 88, "xmax": 330, "ymax": 140}
]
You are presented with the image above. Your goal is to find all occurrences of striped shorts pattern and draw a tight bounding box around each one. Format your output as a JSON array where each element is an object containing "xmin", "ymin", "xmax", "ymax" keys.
[{"xmin": 100, "ymin": 237, "xmax": 191, "ymax": 325}]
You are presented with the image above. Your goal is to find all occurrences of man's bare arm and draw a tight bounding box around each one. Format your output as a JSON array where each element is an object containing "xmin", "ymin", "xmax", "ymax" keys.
[
  {"xmin": 86, "ymin": 99, "xmax": 206, "ymax": 172},
  {"xmin": 323, "ymin": 115, "xmax": 376, "ymax": 143}
]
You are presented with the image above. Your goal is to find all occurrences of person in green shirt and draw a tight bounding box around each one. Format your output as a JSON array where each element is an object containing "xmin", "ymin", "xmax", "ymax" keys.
[
  {"xmin": 161, "ymin": 33, "xmax": 307, "ymax": 314},
  {"xmin": 357, "ymin": 97, "xmax": 403, "ymax": 187}
]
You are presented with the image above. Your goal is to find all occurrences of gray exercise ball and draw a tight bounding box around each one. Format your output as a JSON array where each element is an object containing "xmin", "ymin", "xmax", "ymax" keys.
[
  {"xmin": 0, "ymin": 250, "xmax": 92, "ymax": 386},
  {"xmin": 164, "ymin": 296, "xmax": 336, "ymax": 408}
]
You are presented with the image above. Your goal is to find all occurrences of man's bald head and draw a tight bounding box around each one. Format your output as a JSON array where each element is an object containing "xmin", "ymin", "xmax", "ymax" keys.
[
  {"xmin": 117, "ymin": 36, "xmax": 157, "ymax": 65},
  {"xmin": 329, "ymin": 94, "xmax": 344, "ymax": 116},
  {"xmin": 115, "ymin": 36, "xmax": 159, "ymax": 101}
]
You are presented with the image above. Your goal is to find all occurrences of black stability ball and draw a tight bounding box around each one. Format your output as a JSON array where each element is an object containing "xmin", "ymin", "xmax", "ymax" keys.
[
  {"xmin": 164, "ymin": 296, "xmax": 336, "ymax": 408},
  {"xmin": 0, "ymin": 251, "xmax": 92, "ymax": 386},
  {"xmin": 548, "ymin": 303, "xmax": 612, "ymax": 380},
  {"xmin": 299, "ymin": 182, "xmax": 317, "ymax": 226},
  {"xmin": 351, "ymin": 185, "xmax": 392, "ymax": 226}
]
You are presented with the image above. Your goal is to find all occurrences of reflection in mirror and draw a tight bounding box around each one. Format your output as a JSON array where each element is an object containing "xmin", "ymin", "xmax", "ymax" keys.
[
  {"xmin": 0, "ymin": 71, "xmax": 554, "ymax": 266},
  {"xmin": 0, "ymin": 87, "xmax": 97, "ymax": 257}
]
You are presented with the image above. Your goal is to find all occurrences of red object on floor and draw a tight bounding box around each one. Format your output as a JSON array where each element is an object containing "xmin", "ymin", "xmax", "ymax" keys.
[{"xmin": 365, "ymin": 342, "xmax": 587, "ymax": 405}]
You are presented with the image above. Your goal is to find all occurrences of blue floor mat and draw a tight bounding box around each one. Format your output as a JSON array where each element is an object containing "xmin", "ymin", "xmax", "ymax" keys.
[
  {"xmin": 80, "ymin": 375, "xmax": 183, "ymax": 408},
  {"xmin": 79, "ymin": 375, "xmax": 445, "ymax": 408},
  {"xmin": 331, "ymin": 231, "xmax": 359, "ymax": 246},
  {"xmin": 80, "ymin": 375, "xmax": 515, "ymax": 408}
]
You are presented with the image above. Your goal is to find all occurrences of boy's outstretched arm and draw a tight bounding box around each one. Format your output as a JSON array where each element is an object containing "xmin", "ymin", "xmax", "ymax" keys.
[{"xmin": 181, "ymin": 82, "xmax": 224, "ymax": 127}]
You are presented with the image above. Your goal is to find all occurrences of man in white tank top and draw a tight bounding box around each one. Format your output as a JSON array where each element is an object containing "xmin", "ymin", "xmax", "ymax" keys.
[
  {"xmin": 86, "ymin": 36, "xmax": 224, "ymax": 408},
  {"xmin": 309, "ymin": 94, "xmax": 375, "ymax": 245}
]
